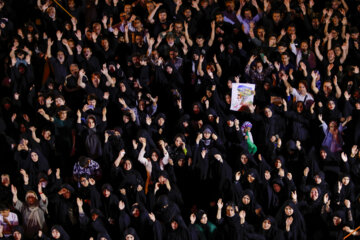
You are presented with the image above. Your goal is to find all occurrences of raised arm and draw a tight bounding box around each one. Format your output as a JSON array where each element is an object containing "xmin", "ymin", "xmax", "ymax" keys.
[
  {"xmin": 46, "ymin": 38, "xmax": 53, "ymax": 59},
  {"xmin": 184, "ymin": 22, "xmax": 193, "ymax": 46},
  {"xmin": 198, "ymin": 55, "xmax": 205, "ymax": 77},
  {"xmin": 77, "ymin": 69, "xmax": 86, "ymax": 89},
  {"xmin": 311, "ymin": 70, "xmax": 320, "ymax": 95},
  {"xmin": 214, "ymin": 55, "xmax": 222, "ymax": 78},
  {"xmin": 208, "ymin": 21, "xmax": 216, "ymax": 47},
  {"xmin": 314, "ymin": 39, "xmax": 324, "ymax": 62},
  {"xmin": 148, "ymin": 3, "xmax": 162, "ymax": 24}
]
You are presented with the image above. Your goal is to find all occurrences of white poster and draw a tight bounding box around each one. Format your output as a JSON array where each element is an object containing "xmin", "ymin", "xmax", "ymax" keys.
[{"xmin": 230, "ymin": 83, "xmax": 255, "ymax": 111}]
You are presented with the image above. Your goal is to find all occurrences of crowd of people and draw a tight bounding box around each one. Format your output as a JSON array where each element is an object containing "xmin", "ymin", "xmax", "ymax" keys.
[{"xmin": 0, "ymin": 0, "xmax": 360, "ymax": 239}]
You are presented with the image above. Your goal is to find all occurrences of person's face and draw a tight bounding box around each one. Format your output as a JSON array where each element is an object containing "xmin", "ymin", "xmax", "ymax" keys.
[
  {"xmin": 333, "ymin": 216, "xmax": 341, "ymax": 226},
  {"xmin": 200, "ymin": 0, "xmax": 208, "ymax": 8},
  {"xmin": 334, "ymin": 46, "xmax": 342, "ymax": 57},
  {"xmin": 58, "ymin": 111, "xmax": 68, "ymax": 121},
  {"xmin": 133, "ymin": 19, "xmax": 142, "ymax": 29},
  {"xmin": 275, "ymin": 159, "xmax": 282, "ymax": 169},
  {"xmin": 262, "ymin": 219, "xmax": 271, "ymax": 230},
  {"xmin": 277, "ymin": 46, "xmax": 286, "ymax": 53},
  {"xmin": 158, "ymin": 175, "xmax": 167, "ymax": 184},
  {"xmin": 281, "ymin": 55, "xmax": 289, "ymax": 65},
  {"xmin": 323, "ymin": 82, "xmax": 332, "ymax": 94},
  {"xmin": 296, "ymin": 102, "xmax": 304, "ymax": 113},
  {"xmin": 312, "ymin": 18, "xmax": 319, "ymax": 29},
  {"xmin": 310, "ymin": 188, "xmax": 319, "ymax": 201},
  {"xmin": 215, "ymin": 14, "xmax": 224, "ymax": 23},
  {"xmin": 332, "ymin": 16, "xmax": 339, "ymax": 25},
  {"xmin": 130, "ymin": 207, "xmax": 140, "ymax": 218},
  {"xmin": 177, "ymin": 158, "xmax": 185, "ymax": 167},
  {"xmin": 196, "ymin": 38, "xmax": 205, "ymax": 48},
  {"xmin": 225, "ymin": 1, "xmax": 234, "ymax": 11},
  {"xmin": 65, "ymin": 23, "xmax": 72, "ymax": 31},
  {"xmin": 272, "ymin": 13, "xmax": 281, "ymax": 24},
  {"xmin": 264, "ymin": 108, "xmax": 272, "ymax": 118},
  {"xmin": 87, "ymin": 118, "xmax": 96, "ymax": 129},
  {"xmin": 331, "ymin": 0, "xmax": 340, "ymax": 9},
  {"xmin": 159, "ymin": 12, "xmax": 167, "ymax": 22},
  {"xmin": 273, "ymin": 183, "xmax": 281, "ymax": 192},
  {"xmin": 225, "ymin": 94, "xmax": 231, "ymax": 104},
  {"xmin": 227, "ymin": 120, "xmax": 234, "ymax": 127},
  {"xmin": 226, "ymin": 206, "xmax": 235, "ymax": 217},
  {"xmin": 200, "ymin": 214, "xmax": 208, "ymax": 224},
  {"xmin": 327, "ymin": 100, "xmax": 335, "ymax": 110},
  {"xmin": 298, "ymin": 82, "xmax": 306, "ymax": 95},
  {"xmin": 269, "ymin": 36, "xmax": 277, "ymax": 47},
  {"xmin": 124, "ymin": 160, "xmax": 132, "ymax": 171},
  {"xmin": 91, "ymin": 213, "xmax": 99, "ymax": 221},
  {"xmin": 184, "ymin": 9, "xmax": 192, "ymax": 18},
  {"xmin": 257, "ymin": 28, "xmax": 265, "ymax": 38},
  {"xmin": 123, "ymin": 115, "xmax": 130, "ymax": 123},
  {"xmin": 83, "ymin": 48, "xmax": 92, "ymax": 58},
  {"xmin": 287, "ymin": 26, "xmax": 295, "ymax": 35},
  {"xmin": 171, "ymin": 221, "xmax": 179, "ymax": 230},
  {"xmin": 342, "ymin": 176, "xmax": 350, "ymax": 185},
  {"xmin": 193, "ymin": 105, "xmax": 200, "ymax": 114},
  {"xmin": 285, "ymin": 206, "xmax": 294, "ymax": 216},
  {"xmin": 146, "ymin": 2, "xmax": 155, "ymax": 12},
  {"xmin": 101, "ymin": 39, "xmax": 109, "ymax": 49},
  {"xmin": 242, "ymin": 195, "xmax": 251, "ymax": 205},
  {"xmin": 93, "ymin": 24, "xmax": 101, "ymax": 35},
  {"xmin": 42, "ymin": 130, "xmax": 51, "ymax": 140},
  {"xmin": 151, "ymin": 152, "xmax": 159, "ymax": 161},
  {"xmin": 174, "ymin": 23, "xmax": 183, "ymax": 33},
  {"xmin": 57, "ymin": 51, "xmax": 65, "ymax": 62},
  {"xmin": 13, "ymin": 231, "xmax": 22, "ymax": 240},
  {"xmin": 68, "ymin": 0, "xmax": 75, "ymax": 8},
  {"xmin": 70, "ymin": 65, "xmax": 79, "ymax": 76},
  {"xmin": 300, "ymin": 42, "xmax": 308, "ymax": 52},
  {"xmin": 55, "ymin": 97, "xmax": 65, "ymax": 107},
  {"xmin": 351, "ymin": 32, "xmax": 359, "ymax": 40},
  {"xmin": 244, "ymin": 10, "xmax": 252, "ymax": 20},
  {"xmin": 124, "ymin": 4, "xmax": 132, "ymax": 14},
  {"xmin": 314, "ymin": 175, "xmax": 322, "ymax": 184},
  {"xmin": 27, "ymin": 33, "xmax": 33, "ymax": 42},
  {"xmin": 126, "ymin": 235, "xmax": 135, "ymax": 240},
  {"xmin": 135, "ymin": 35, "xmax": 143, "ymax": 45},
  {"xmin": 80, "ymin": 178, "xmax": 89, "ymax": 187},
  {"xmin": 327, "ymin": 50, "xmax": 335, "ymax": 62},
  {"xmin": 265, "ymin": 170, "xmax": 271, "ymax": 180},
  {"xmin": 175, "ymin": 137, "xmax": 183, "ymax": 147},
  {"xmin": 166, "ymin": 65, "xmax": 173, "ymax": 74},
  {"xmin": 103, "ymin": 189, "xmax": 111, "ymax": 198},
  {"xmin": 91, "ymin": 74, "xmax": 100, "ymax": 87},
  {"xmin": 1, "ymin": 175, "xmax": 10, "ymax": 187},
  {"xmin": 157, "ymin": 117, "xmax": 165, "ymax": 126},
  {"xmin": 247, "ymin": 175, "xmax": 255, "ymax": 183},
  {"xmin": 166, "ymin": 37, "xmax": 175, "ymax": 47},
  {"xmin": 27, "ymin": 195, "xmax": 36, "ymax": 205},
  {"xmin": 63, "ymin": 189, "xmax": 71, "ymax": 199},
  {"xmin": 31, "ymin": 152, "xmax": 39, "ymax": 162},
  {"xmin": 241, "ymin": 154, "xmax": 248, "ymax": 164},
  {"xmin": 203, "ymin": 132, "xmax": 211, "ymax": 139},
  {"xmin": 0, "ymin": 209, "xmax": 10, "ymax": 217},
  {"xmin": 46, "ymin": 97, "xmax": 53, "ymax": 106},
  {"xmin": 52, "ymin": 229, "xmax": 61, "ymax": 239},
  {"xmin": 256, "ymin": 62, "xmax": 263, "ymax": 73},
  {"xmin": 48, "ymin": 7, "xmax": 56, "ymax": 18}
]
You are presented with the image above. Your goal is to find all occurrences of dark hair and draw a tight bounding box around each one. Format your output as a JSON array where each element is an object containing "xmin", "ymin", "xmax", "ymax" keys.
[{"xmin": 79, "ymin": 156, "xmax": 90, "ymax": 167}]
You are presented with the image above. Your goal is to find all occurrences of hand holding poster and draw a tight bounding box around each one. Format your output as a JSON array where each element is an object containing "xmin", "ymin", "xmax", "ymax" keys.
[{"xmin": 230, "ymin": 83, "xmax": 255, "ymax": 111}]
